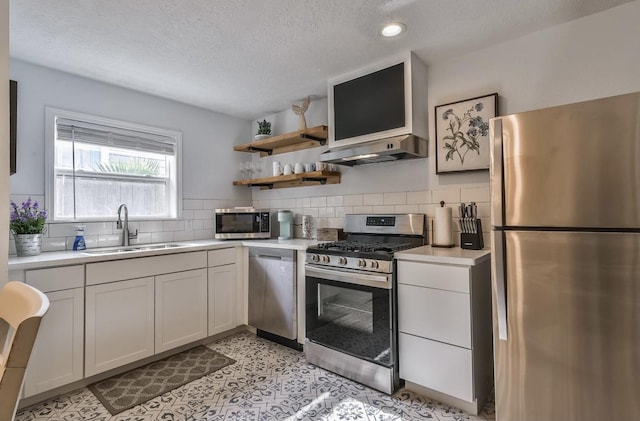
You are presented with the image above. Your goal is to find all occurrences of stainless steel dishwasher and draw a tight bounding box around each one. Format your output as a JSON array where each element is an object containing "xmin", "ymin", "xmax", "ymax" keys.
[{"xmin": 248, "ymin": 247, "xmax": 298, "ymax": 348}]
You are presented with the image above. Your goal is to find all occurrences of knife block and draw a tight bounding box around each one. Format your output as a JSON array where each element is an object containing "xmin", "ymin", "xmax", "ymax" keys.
[{"xmin": 460, "ymin": 219, "xmax": 484, "ymax": 250}]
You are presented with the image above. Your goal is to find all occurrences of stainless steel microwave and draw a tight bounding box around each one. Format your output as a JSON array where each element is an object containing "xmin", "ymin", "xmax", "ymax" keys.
[{"xmin": 214, "ymin": 208, "xmax": 271, "ymax": 239}]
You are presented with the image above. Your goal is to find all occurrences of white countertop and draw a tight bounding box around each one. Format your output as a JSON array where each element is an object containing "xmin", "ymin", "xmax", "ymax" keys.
[
  {"xmin": 8, "ymin": 238, "xmax": 318, "ymax": 271},
  {"xmin": 395, "ymin": 245, "xmax": 491, "ymax": 266}
]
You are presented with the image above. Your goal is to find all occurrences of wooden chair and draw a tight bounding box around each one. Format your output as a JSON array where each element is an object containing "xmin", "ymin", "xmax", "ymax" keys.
[{"xmin": 0, "ymin": 281, "xmax": 50, "ymax": 421}]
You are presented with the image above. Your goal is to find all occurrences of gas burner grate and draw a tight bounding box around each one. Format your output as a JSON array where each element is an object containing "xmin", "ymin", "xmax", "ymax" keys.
[{"xmin": 314, "ymin": 241, "xmax": 416, "ymax": 254}]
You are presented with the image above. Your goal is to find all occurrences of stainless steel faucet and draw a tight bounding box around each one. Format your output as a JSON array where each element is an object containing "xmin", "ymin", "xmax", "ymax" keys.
[{"xmin": 116, "ymin": 203, "xmax": 138, "ymax": 246}]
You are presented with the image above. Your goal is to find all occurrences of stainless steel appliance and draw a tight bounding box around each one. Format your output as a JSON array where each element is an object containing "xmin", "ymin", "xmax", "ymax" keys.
[
  {"xmin": 214, "ymin": 207, "xmax": 270, "ymax": 239},
  {"xmin": 490, "ymin": 91, "xmax": 640, "ymax": 421},
  {"xmin": 305, "ymin": 214, "xmax": 426, "ymax": 394},
  {"xmin": 248, "ymin": 247, "xmax": 298, "ymax": 348}
]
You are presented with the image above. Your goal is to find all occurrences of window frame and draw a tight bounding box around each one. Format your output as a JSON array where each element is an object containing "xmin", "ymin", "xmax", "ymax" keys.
[{"xmin": 45, "ymin": 107, "xmax": 183, "ymax": 222}]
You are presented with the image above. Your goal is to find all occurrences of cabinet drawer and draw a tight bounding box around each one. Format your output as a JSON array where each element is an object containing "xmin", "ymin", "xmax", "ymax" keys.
[
  {"xmin": 397, "ymin": 260, "xmax": 470, "ymax": 293},
  {"xmin": 399, "ymin": 332, "xmax": 473, "ymax": 402},
  {"xmin": 398, "ymin": 284, "xmax": 471, "ymax": 348},
  {"xmin": 86, "ymin": 251, "xmax": 207, "ymax": 285},
  {"xmin": 26, "ymin": 265, "xmax": 84, "ymax": 292},
  {"xmin": 208, "ymin": 247, "xmax": 236, "ymax": 267}
]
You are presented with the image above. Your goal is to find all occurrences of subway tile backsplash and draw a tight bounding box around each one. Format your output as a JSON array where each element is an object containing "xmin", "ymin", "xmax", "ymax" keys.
[
  {"xmin": 8, "ymin": 186, "xmax": 491, "ymax": 254},
  {"xmin": 255, "ymin": 185, "xmax": 491, "ymax": 246}
]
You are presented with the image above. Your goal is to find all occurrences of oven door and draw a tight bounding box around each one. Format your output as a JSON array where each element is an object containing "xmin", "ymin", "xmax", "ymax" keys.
[{"xmin": 305, "ymin": 265, "xmax": 394, "ymax": 368}]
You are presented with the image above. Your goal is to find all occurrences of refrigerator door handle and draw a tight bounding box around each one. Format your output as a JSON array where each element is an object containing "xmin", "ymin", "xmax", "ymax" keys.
[
  {"xmin": 492, "ymin": 230, "xmax": 508, "ymax": 340},
  {"xmin": 490, "ymin": 118, "xmax": 504, "ymax": 227}
]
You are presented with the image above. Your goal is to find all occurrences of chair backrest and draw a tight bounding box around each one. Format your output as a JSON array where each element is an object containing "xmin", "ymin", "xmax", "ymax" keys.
[{"xmin": 0, "ymin": 281, "xmax": 50, "ymax": 421}]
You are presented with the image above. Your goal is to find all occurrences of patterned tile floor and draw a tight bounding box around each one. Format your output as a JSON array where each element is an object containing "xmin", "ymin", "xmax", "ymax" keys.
[{"xmin": 16, "ymin": 332, "xmax": 495, "ymax": 421}]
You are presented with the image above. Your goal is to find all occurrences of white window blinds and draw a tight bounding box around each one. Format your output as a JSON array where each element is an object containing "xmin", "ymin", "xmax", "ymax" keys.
[{"xmin": 56, "ymin": 118, "xmax": 177, "ymax": 155}]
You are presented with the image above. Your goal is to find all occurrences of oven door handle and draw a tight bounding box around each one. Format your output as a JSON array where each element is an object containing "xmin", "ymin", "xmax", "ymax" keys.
[{"xmin": 305, "ymin": 265, "xmax": 392, "ymax": 289}]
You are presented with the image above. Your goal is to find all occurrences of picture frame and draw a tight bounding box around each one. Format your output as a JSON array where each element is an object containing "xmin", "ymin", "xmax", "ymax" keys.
[{"xmin": 435, "ymin": 93, "xmax": 498, "ymax": 174}]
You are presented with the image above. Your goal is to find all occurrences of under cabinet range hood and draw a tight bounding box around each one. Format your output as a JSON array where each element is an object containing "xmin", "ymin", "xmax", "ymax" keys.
[{"xmin": 320, "ymin": 134, "xmax": 427, "ymax": 166}]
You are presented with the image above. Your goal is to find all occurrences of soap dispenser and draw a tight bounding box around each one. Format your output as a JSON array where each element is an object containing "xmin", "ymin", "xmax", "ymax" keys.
[{"xmin": 73, "ymin": 226, "xmax": 86, "ymax": 251}]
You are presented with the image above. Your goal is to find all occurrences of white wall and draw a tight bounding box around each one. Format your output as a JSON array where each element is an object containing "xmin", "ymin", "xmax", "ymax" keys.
[
  {"xmin": 253, "ymin": 0, "xmax": 640, "ymax": 202},
  {"xmin": 246, "ymin": 1, "xmax": 640, "ymax": 243},
  {"xmin": 1, "ymin": 0, "xmax": 9, "ymax": 285},
  {"xmin": 9, "ymin": 59, "xmax": 252, "ymax": 202}
]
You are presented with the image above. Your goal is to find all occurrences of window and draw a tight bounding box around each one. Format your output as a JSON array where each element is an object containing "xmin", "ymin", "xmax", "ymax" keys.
[{"xmin": 45, "ymin": 108, "xmax": 182, "ymax": 221}]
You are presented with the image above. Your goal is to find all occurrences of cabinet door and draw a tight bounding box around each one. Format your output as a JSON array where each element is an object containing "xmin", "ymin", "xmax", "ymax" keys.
[
  {"xmin": 399, "ymin": 332, "xmax": 474, "ymax": 402},
  {"xmin": 23, "ymin": 288, "xmax": 84, "ymax": 397},
  {"xmin": 208, "ymin": 264, "xmax": 237, "ymax": 335},
  {"xmin": 155, "ymin": 268, "xmax": 208, "ymax": 353},
  {"xmin": 398, "ymin": 283, "xmax": 471, "ymax": 348},
  {"xmin": 85, "ymin": 277, "xmax": 155, "ymax": 376}
]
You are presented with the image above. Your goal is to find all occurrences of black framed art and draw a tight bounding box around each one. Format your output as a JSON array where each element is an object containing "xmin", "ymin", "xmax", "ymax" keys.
[{"xmin": 435, "ymin": 93, "xmax": 498, "ymax": 174}]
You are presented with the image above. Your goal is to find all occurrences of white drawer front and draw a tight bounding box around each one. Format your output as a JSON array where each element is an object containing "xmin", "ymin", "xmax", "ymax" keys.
[
  {"xmin": 399, "ymin": 332, "xmax": 473, "ymax": 402},
  {"xmin": 208, "ymin": 247, "xmax": 236, "ymax": 267},
  {"xmin": 398, "ymin": 284, "xmax": 471, "ymax": 348},
  {"xmin": 26, "ymin": 265, "xmax": 84, "ymax": 292},
  {"xmin": 86, "ymin": 251, "xmax": 207, "ymax": 285},
  {"xmin": 398, "ymin": 261, "xmax": 470, "ymax": 293}
]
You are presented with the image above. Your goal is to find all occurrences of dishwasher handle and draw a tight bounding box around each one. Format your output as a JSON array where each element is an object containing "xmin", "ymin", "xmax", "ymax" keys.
[
  {"xmin": 249, "ymin": 247, "xmax": 295, "ymax": 261},
  {"xmin": 256, "ymin": 254, "xmax": 284, "ymax": 260}
]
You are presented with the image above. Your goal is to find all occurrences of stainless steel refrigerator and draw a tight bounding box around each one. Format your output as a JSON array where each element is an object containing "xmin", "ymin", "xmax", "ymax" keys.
[{"xmin": 490, "ymin": 92, "xmax": 640, "ymax": 421}]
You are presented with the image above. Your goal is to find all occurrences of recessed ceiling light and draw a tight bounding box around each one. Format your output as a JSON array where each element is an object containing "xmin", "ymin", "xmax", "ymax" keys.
[{"xmin": 380, "ymin": 22, "xmax": 406, "ymax": 37}]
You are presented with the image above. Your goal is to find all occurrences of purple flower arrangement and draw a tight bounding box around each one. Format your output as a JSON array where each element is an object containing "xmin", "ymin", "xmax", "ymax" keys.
[{"xmin": 10, "ymin": 197, "xmax": 48, "ymax": 235}]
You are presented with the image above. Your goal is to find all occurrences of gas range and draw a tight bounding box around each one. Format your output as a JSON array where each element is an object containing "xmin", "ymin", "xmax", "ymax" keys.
[
  {"xmin": 304, "ymin": 213, "xmax": 426, "ymax": 395},
  {"xmin": 306, "ymin": 214, "xmax": 426, "ymax": 274},
  {"xmin": 306, "ymin": 240, "xmax": 420, "ymax": 273}
]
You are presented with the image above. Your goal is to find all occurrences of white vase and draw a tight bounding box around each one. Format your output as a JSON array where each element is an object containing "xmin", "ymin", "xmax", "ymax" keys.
[
  {"xmin": 14, "ymin": 233, "xmax": 43, "ymax": 257},
  {"xmin": 254, "ymin": 134, "xmax": 270, "ymax": 141}
]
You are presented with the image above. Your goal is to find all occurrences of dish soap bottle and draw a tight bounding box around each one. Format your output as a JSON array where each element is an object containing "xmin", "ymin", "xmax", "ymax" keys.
[{"xmin": 73, "ymin": 226, "xmax": 86, "ymax": 251}]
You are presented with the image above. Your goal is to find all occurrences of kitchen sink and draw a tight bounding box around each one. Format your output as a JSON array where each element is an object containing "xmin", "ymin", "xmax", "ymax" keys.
[{"xmin": 82, "ymin": 243, "xmax": 190, "ymax": 255}]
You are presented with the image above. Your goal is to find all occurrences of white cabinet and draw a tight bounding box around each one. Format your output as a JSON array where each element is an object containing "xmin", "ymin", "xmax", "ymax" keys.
[
  {"xmin": 207, "ymin": 248, "xmax": 238, "ymax": 335},
  {"xmin": 23, "ymin": 265, "xmax": 84, "ymax": 397},
  {"xmin": 85, "ymin": 277, "xmax": 155, "ymax": 376},
  {"xmin": 208, "ymin": 264, "xmax": 236, "ymax": 335},
  {"xmin": 397, "ymin": 257, "xmax": 492, "ymax": 415},
  {"xmin": 85, "ymin": 251, "xmax": 209, "ymax": 375},
  {"xmin": 155, "ymin": 268, "xmax": 208, "ymax": 352}
]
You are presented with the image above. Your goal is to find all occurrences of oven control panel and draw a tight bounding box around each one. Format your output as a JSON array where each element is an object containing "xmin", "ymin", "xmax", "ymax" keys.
[
  {"xmin": 366, "ymin": 216, "xmax": 396, "ymax": 226},
  {"xmin": 306, "ymin": 254, "xmax": 392, "ymax": 273}
]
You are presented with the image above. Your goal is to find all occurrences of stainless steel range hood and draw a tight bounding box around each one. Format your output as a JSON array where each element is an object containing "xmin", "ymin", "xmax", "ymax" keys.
[{"xmin": 320, "ymin": 135, "xmax": 428, "ymax": 166}]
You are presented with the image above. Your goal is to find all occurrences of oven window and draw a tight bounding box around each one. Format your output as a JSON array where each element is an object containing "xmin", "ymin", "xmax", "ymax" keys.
[
  {"xmin": 217, "ymin": 213, "xmax": 257, "ymax": 233},
  {"xmin": 306, "ymin": 276, "xmax": 392, "ymax": 367},
  {"xmin": 318, "ymin": 285, "xmax": 373, "ymax": 333}
]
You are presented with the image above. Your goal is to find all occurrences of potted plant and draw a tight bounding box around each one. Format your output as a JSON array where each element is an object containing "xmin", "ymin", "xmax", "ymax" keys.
[
  {"xmin": 255, "ymin": 120, "xmax": 272, "ymax": 140},
  {"xmin": 10, "ymin": 197, "xmax": 48, "ymax": 256}
]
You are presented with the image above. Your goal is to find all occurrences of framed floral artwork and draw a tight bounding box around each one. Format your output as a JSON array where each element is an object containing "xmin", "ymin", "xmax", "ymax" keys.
[{"xmin": 435, "ymin": 93, "xmax": 498, "ymax": 174}]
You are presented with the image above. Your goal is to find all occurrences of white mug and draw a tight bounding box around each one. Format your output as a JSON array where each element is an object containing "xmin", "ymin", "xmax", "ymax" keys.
[
  {"xmin": 304, "ymin": 162, "xmax": 316, "ymax": 172},
  {"xmin": 315, "ymin": 161, "xmax": 326, "ymax": 171},
  {"xmin": 283, "ymin": 163, "xmax": 293, "ymax": 175},
  {"xmin": 294, "ymin": 162, "xmax": 304, "ymax": 174},
  {"xmin": 272, "ymin": 161, "xmax": 282, "ymax": 176}
]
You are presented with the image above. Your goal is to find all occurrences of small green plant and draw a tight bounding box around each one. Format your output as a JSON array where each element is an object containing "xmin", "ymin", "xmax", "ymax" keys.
[{"xmin": 257, "ymin": 120, "xmax": 272, "ymax": 135}]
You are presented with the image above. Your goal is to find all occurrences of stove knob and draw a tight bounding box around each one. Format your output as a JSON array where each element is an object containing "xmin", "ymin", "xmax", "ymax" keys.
[
  {"xmin": 310, "ymin": 254, "xmax": 320, "ymax": 262},
  {"xmin": 370, "ymin": 260, "xmax": 379, "ymax": 269},
  {"xmin": 338, "ymin": 257, "xmax": 347, "ymax": 265},
  {"xmin": 322, "ymin": 255, "xmax": 330, "ymax": 263},
  {"xmin": 357, "ymin": 259, "xmax": 367, "ymax": 268}
]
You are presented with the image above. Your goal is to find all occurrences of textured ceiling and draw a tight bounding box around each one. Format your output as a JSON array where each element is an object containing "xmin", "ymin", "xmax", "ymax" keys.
[{"xmin": 9, "ymin": 0, "xmax": 632, "ymax": 120}]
